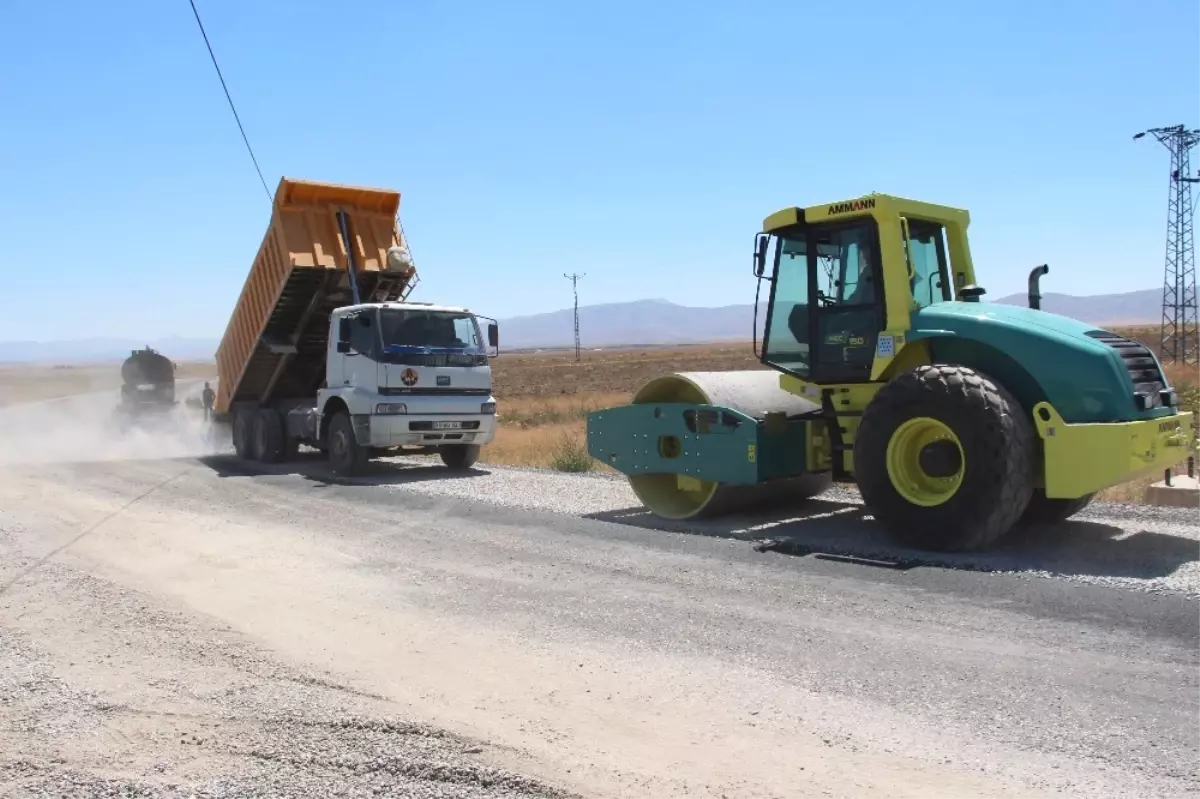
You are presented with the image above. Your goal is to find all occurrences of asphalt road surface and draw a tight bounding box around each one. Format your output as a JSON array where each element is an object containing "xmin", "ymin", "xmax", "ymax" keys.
[{"xmin": 0, "ymin": 399, "xmax": 1197, "ymax": 797}]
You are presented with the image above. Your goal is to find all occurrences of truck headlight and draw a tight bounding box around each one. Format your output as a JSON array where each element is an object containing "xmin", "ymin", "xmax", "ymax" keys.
[
  {"xmin": 375, "ymin": 403, "xmax": 408, "ymax": 415},
  {"xmin": 481, "ymin": 402, "xmax": 496, "ymax": 414}
]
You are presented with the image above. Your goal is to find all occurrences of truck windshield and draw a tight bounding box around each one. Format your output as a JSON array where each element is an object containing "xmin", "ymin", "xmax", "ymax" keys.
[{"xmin": 377, "ymin": 309, "xmax": 484, "ymax": 352}]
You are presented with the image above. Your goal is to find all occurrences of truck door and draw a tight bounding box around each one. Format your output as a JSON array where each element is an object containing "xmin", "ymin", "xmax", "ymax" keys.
[{"xmin": 331, "ymin": 311, "xmax": 380, "ymax": 390}]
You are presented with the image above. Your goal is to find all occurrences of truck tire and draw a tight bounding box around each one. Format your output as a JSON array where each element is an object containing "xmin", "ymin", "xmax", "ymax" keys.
[
  {"xmin": 232, "ymin": 409, "xmax": 255, "ymax": 461},
  {"xmin": 853, "ymin": 364, "xmax": 1036, "ymax": 552},
  {"xmin": 327, "ymin": 411, "xmax": 368, "ymax": 476},
  {"xmin": 440, "ymin": 444, "xmax": 480, "ymax": 470},
  {"xmin": 1021, "ymin": 489, "xmax": 1095, "ymax": 525},
  {"xmin": 252, "ymin": 408, "xmax": 286, "ymax": 464}
]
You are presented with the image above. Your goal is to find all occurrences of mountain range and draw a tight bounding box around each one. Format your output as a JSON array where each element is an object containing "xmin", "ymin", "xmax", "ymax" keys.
[
  {"xmin": 495, "ymin": 287, "xmax": 1163, "ymax": 350},
  {"xmin": 0, "ymin": 288, "xmax": 1163, "ymax": 363}
]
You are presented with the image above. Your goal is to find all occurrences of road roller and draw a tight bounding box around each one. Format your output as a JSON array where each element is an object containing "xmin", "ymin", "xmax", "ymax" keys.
[{"xmin": 587, "ymin": 193, "xmax": 1196, "ymax": 552}]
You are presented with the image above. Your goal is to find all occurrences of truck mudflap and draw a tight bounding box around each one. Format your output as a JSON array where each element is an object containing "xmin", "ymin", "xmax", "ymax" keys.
[
  {"xmin": 1033, "ymin": 402, "xmax": 1197, "ymax": 498},
  {"xmin": 586, "ymin": 402, "xmax": 812, "ymax": 484}
]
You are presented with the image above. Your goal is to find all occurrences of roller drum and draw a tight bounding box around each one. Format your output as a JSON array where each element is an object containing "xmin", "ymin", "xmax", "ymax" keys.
[{"xmin": 627, "ymin": 370, "xmax": 833, "ymax": 520}]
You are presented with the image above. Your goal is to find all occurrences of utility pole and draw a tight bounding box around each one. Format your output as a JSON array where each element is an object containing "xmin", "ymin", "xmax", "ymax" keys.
[
  {"xmin": 1134, "ymin": 124, "xmax": 1200, "ymax": 366},
  {"xmin": 564, "ymin": 272, "xmax": 585, "ymax": 360}
]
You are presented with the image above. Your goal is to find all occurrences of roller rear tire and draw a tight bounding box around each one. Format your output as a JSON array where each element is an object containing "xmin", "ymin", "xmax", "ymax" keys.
[{"xmin": 854, "ymin": 364, "xmax": 1036, "ymax": 552}]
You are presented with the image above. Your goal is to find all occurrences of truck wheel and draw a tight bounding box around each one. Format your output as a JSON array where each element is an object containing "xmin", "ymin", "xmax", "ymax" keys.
[
  {"xmin": 440, "ymin": 444, "xmax": 481, "ymax": 470},
  {"xmin": 1022, "ymin": 489, "xmax": 1095, "ymax": 525},
  {"xmin": 252, "ymin": 409, "xmax": 286, "ymax": 464},
  {"xmin": 327, "ymin": 412, "xmax": 368, "ymax": 476},
  {"xmin": 854, "ymin": 364, "xmax": 1036, "ymax": 552},
  {"xmin": 232, "ymin": 410, "xmax": 255, "ymax": 461}
]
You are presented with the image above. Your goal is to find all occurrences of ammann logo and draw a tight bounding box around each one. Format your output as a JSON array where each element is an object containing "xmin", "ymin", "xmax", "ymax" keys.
[{"xmin": 827, "ymin": 198, "xmax": 876, "ymax": 215}]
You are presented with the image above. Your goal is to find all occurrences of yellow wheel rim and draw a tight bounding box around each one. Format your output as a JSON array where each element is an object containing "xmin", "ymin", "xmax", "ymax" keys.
[{"xmin": 885, "ymin": 416, "xmax": 964, "ymax": 507}]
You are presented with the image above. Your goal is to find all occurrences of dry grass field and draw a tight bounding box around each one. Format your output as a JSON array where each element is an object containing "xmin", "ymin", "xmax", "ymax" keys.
[
  {"xmin": 2, "ymin": 327, "xmax": 1196, "ymax": 504},
  {"xmin": 487, "ymin": 342, "xmax": 764, "ymax": 472}
]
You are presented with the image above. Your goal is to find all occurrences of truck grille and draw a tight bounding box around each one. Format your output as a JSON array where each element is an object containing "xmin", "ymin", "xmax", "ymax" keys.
[
  {"xmin": 384, "ymin": 352, "xmax": 487, "ymax": 367},
  {"xmin": 1085, "ymin": 329, "xmax": 1174, "ymax": 409},
  {"xmin": 379, "ymin": 387, "xmax": 491, "ymax": 397}
]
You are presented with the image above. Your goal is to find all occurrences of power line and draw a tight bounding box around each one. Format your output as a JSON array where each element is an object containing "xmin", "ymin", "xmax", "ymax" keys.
[
  {"xmin": 564, "ymin": 273, "xmax": 585, "ymax": 360},
  {"xmin": 187, "ymin": 0, "xmax": 272, "ymax": 202}
]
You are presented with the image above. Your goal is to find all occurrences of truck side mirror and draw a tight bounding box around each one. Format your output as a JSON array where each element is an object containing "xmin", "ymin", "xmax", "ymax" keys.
[
  {"xmin": 336, "ymin": 341, "xmax": 351, "ymax": 354},
  {"xmin": 487, "ymin": 323, "xmax": 499, "ymax": 348},
  {"xmin": 753, "ymin": 233, "xmax": 770, "ymax": 277},
  {"xmin": 338, "ymin": 317, "xmax": 351, "ymax": 343}
]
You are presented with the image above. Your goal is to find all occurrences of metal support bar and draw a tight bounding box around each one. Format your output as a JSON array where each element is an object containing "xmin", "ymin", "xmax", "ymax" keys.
[{"xmin": 336, "ymin": 208, "xmax": 362, "ymax": 306}]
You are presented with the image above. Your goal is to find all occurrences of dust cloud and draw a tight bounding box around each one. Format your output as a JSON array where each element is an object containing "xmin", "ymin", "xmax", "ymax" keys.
[{"xmin": 0, "ymin": 379, "xmax": 231, "ymax": 467}]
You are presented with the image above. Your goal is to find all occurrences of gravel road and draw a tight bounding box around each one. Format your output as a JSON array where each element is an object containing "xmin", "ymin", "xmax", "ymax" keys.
[{"xmin": 0, "ymin": 395, "xmax": 1197, "ymax": 798}]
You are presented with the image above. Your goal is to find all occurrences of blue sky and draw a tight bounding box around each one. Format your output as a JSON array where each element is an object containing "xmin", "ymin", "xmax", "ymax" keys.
[{"xmin": 1, "ymin": 0, "xmax": 1196, "ymax": 341}]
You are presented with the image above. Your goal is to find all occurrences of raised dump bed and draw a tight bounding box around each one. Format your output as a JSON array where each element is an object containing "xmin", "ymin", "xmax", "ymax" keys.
[{"xmin": 213, "ymin": 177, "xmax": 418, "ymax": 417}]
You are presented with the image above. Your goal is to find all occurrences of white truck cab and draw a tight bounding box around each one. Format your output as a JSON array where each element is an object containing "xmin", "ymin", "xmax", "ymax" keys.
[{"xmin": 315, "ymin": 301, "xmax": 499, "ymax": 473}]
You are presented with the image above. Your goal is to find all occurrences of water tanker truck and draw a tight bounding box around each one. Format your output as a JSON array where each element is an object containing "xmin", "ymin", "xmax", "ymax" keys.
[
  {"xmin": 116, "ymin": 346, "xmax": 177, "ymax": 423},
  {"xmin": 587, "ymin": 193, "xmax": 1196, "ymax": 552},
  {"xmin": 212, "ymin": 177, "xmax": 499, "ymax": 475}
]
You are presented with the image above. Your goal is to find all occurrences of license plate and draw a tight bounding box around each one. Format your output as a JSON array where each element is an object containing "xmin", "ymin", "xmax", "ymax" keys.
[{"xmin": 432, "ymin": 421, "xmax": 463, "ymax": 430}]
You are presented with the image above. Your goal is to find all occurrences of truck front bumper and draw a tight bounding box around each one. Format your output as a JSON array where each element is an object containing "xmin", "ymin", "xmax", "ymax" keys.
[
  {"xmin": 359, "ymin": 413, "xmax": 497, "ymax": 448},
  {"xmin": 1033, "ymin": 402, "xmax": 1196, "ymax": 499}
]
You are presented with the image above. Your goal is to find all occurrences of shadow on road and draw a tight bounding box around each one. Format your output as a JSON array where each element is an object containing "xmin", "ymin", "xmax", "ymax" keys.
[
  {"xmin": 585, "ymin": 500, "xmax": 1199, "ymax": 583},
  {"xmin": 198, "ymin": 451, "xmax": 491, "ymax": 488}
]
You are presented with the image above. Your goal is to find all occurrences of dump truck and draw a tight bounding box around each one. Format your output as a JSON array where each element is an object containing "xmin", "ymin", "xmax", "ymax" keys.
[
  {"xmin": 587, "ymin": 193, "xmax": 1196, "ymax": 552},
  {"xmin": 115, "ymin": 346, "xmax": 177, "ymax": 426},
  {"xmin": 212, "ymin": 177, "xmax": 499, "ymax": 475}
]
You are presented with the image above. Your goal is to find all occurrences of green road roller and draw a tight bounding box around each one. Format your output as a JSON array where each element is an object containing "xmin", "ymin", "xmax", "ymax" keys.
[{"xmin": 586, "ymin": 193, "xmax": 1196, "ymax": 552}]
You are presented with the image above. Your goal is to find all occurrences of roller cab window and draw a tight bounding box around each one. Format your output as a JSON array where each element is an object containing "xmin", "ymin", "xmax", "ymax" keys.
[
  {"xmin": 903, "ymin": 219, "xmax": 952, "ymax": 309},
  {"xmin": 762, "ymin": 220, "xmax": 885, "ymax": 383}
]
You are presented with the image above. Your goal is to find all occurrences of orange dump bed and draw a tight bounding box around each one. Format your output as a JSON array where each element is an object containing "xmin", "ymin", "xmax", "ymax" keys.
[{"xmin": 214, "ymin": 177, "xmax": 418, "ymax": 414}]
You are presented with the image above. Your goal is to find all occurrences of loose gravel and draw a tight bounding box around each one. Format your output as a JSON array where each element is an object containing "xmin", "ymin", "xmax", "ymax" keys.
[{"xmin": 382, "ymin": 456, "xmax": 1200, "ymax": 598}]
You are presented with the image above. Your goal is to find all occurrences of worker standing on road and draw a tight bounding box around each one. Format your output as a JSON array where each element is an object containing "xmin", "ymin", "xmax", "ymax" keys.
[{"xmin": 201, "ymin": 382, "xmax": 215, "ymax": 420}]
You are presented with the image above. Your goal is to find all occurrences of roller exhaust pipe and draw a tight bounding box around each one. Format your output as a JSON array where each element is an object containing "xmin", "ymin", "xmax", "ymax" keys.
[{"xmin": 1028, "ymin": 264, "xmax": 1049, "ymax": 310}]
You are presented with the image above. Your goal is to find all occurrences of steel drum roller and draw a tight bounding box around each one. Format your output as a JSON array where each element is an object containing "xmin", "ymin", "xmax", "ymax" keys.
[{"xmin": 625, "ymin": 370, "xmax": 833, "ymax": 520}]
